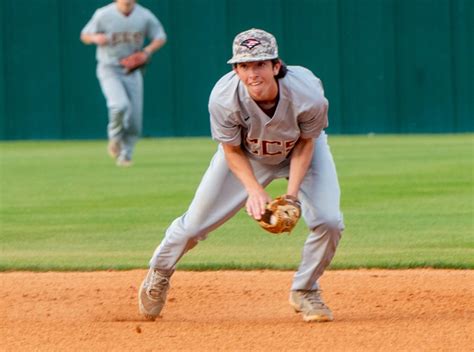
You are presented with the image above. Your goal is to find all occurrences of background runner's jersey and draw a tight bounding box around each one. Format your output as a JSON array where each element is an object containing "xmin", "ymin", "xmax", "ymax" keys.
[
  {"xmin": 209, "ymin": 66, "xmax": 329, "ymax": 165},
  {"xmin": 81, "ymin": 3, "xmax": 166, "ymax": 65}
]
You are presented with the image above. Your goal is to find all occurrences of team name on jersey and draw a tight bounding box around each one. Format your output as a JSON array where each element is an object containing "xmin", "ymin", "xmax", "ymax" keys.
[
  {"xmin": 246, "ymin": 137, "xmax": 297, "ymax": 157},
  {"xmin": 110, "ymin": 32, "xmax": 144, "ymax": 45}
]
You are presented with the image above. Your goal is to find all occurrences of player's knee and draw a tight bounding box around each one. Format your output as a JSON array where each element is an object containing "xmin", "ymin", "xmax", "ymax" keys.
[
  {"xmin": 184, "ymin": 219, "xmax": 212, "ymax": 242},
  {"xmin": 186, "ymin": 231, "xmax": 209, "ymax": 243},
  {"xmin": 169, "ymin": 216, "xmax": 210, "ymax": 243},
  {"xmin": 327, "ymin": 218, "xmax": 344, "ymax": 233},
  {"xmin": 109, "ymin": 102, "xmax": 130, "ymax": 116},
  {"xmin": 313, "ymin": 214, "xmax": 344, "ymax": 237},
  {"xmin": 127, "ymin": 121, "xmax": 141, "ymax": 136},
  {"xmin": 323, "ymin": 209, "xmax": 343, "ymax": 226}
]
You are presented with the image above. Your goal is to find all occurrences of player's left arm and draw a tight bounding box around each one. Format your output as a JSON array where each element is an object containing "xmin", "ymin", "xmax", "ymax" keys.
[
  {"xmin": 287, "ymin": 137, "xmax": 314, "ymax": 197},
  {"xmin": 222, "ymin": 143, "xmax": 271, "ymax": 220},
  {"xmin": 144, "ymin": 13, "xmax": 167, "ymax": 56},
  {"xmin": 143, "ymin": 38, "xmax": 166, "ymax": 56}
]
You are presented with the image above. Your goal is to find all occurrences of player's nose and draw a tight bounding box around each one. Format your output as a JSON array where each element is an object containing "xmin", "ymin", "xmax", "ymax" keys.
[{"xmin": 248, "ymin": 67, "xmax": 259, "ymax": 78}]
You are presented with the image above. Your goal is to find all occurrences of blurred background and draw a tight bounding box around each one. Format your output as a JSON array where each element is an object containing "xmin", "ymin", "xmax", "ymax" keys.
[{"xmin": 0, "ymin": 0, "xmax": 472, "ymax": 140}]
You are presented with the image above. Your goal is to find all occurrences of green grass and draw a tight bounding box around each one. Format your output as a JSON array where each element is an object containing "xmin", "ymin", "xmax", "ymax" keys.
[{"xmin": 0, "ymin": 134, "xmax": 473, "ymax": 271}]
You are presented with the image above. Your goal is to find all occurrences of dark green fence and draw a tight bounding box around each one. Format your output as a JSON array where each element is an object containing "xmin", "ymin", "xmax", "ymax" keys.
[{"xmin": 0, "ymin": 0, "xmax": 472, "ymax": 140}]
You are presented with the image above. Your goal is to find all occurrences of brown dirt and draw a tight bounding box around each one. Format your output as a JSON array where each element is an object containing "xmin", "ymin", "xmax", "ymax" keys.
[{"xmin": 1, "ymin": 270, "xmax": 473, "ymax": 351}]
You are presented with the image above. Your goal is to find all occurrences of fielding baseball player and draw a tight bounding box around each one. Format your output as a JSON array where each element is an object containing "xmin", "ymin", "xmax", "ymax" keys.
[
  {"xmin": 139, "ymin": 28, "xmax": 344, "ymax": 322},
  {"xmin": 80, "ymin": 0, "xmax": 166, "ymax": 167}
]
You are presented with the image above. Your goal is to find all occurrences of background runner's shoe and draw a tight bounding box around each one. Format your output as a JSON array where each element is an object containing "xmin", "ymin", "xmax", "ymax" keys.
[
  {"xmin": 116, "ymin": 157, "xmax": 133, "ymax": 167},
  {"xmin": 107, "ymin": 140, "xmax": 120, "ymax": 159}
]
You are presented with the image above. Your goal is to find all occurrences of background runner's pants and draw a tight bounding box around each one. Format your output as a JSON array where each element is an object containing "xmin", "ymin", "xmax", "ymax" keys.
[
  {"xmin": 97, "ymin": 64, "xmax": 143, "ymax": 161},
  {"xmin": 149, "ymin": 132, "xmax": 344, "ymax": 290}
]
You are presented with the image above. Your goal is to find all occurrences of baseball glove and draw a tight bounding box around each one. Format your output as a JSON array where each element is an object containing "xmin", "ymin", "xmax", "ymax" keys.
[
  {"xmin": 120, "ymin": 51, "xmax": 149, "ymax": 73},
  {"xmin": 257, "ymin": 195, "xmax": 302, "ymax": 234}
]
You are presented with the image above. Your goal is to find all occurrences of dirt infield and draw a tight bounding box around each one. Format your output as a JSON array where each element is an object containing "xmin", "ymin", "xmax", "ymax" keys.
[{"xmin": 2, "ymin": 270, "xmax": 473, "ymax": 351}]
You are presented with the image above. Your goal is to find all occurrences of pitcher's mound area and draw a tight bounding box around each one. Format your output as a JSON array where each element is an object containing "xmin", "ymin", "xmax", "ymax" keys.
[{"xmin": 2, "ymin": 270, "xmax": 473, "ymax": 351}]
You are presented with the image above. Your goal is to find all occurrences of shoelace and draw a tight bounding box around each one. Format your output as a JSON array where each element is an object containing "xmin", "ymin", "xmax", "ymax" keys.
[
  {"xmin": 303, "ymin": 290, "xmax": 327, "ymax": 308},
  {"xmin": 148, "ymin": 270, "xmax": 170, "ymax": 300}
]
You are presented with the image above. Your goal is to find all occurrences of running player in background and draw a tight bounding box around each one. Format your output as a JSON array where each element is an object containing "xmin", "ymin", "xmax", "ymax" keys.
[
  {"xmin": 139, "ymin": 28, "xmax": 344, "ymax": 322},
  {"xmin": 80, "ymin": 0, "xmax": 166, "ymax": 167}
]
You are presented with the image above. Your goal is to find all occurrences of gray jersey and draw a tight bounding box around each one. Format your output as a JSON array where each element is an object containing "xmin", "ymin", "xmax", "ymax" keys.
[
  {"xmin": 209, "ymin": 66, "xmax": 328, "ymax": 165},
  {"xmin": 81, "ymin": 3, "xmax": 166, "ymax": 65}
]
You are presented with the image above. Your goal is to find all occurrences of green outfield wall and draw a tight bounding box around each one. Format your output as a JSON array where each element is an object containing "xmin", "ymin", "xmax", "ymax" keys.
[{"xmin": 0, "ymin": 0, "xmax": 472, "ymax": 140}]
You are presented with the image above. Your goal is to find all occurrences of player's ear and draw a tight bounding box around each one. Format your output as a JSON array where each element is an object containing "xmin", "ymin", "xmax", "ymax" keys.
[{"xmin": 272, "ymin": 60, "xmax": 282, "ymax": 76}]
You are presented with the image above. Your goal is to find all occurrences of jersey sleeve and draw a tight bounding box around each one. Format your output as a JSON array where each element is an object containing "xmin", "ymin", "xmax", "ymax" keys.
[
  {"xmin": 81, "ymin": 10, "xmax": 101, "ymax": 34},
  {"xmin": 293, "ymin": 73, "xmax": 329, "ymax": 139},
  {"xmin": 146, "ymin": 12, "xmax": 167, "ymax": 41},
  {"xmin": 209, "ymin": 102, "xmax": 242, "ymax": 146},
  {"xmin": 298, "ymin": 96, "xmax": 329, "ymax": 139}
]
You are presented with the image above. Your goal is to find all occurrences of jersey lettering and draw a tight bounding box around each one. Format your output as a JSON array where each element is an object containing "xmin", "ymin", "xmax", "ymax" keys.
[
  {"xmin": 246, "ymin": 137, "xmax": 259, "ymax": 155},
  {"xmin": 285, "ymin": 140, "xmax": 297, "ymax": 155},
  {"xmin": 262, "ymin": 140, "xmax": 282, "ymax": 155},
  {"xmin": 111, "ymin": 32, "xmax": 144, "ymax": 45},
  {"xmin": 246, "ymin": 137, "xmax": 297, "ymax": 157}
]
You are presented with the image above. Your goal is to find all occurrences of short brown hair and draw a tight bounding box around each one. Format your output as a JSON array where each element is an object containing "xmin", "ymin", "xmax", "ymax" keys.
[
  {"xmin": 272, "ymin": 59, "xmax": 287, "ymax": 79},
  {"xmin": 233, "ymin": 59, "xmax": 288, "ymax": 79}
]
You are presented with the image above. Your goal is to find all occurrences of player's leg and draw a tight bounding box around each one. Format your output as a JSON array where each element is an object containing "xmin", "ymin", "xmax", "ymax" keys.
[
  {"xmin": 149, "ymin": 144, "xmax": 274, "ymax": 270},
  {"xmin": 118, "ymin": 69, "xmax": 143, "ymax": 165},
  {"xmin": 96, "ymin": 65, "xmax": 131, "ymax": 160},
  {"xmin": 139, "ymin": 145, "xmax": 275, "ymax": 319},
  {"xmin": 289, "ymin": 131, "xmax": 344, "ymax": 321}
]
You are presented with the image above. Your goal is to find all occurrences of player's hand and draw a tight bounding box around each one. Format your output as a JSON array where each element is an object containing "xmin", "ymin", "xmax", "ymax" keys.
[
  {"xmin": 246, "ymin": 188, "xmax": 271, "ymax": 220},
  {"xmin": 93, "ymin": 33, "xmax": 109, "ymax": 46}
]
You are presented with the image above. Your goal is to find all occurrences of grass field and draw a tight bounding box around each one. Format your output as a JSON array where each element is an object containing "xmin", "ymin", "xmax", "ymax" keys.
[{"xmin": 0, "ymin": 134, "xmax": 473, "ymax": 271}]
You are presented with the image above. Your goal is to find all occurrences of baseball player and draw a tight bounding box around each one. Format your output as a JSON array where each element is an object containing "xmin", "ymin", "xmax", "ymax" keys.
[
  {"xmin": 139, "ymin": 28, "xmax": 344, "ymax": 322},
  {"xmin": 80, "ymin": 0, "xmax": 166, "ymax": 167}
]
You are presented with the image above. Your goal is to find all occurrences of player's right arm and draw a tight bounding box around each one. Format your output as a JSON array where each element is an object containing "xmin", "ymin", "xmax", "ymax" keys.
[
  {"xmin": 222, "ymin": 144, "xmax": 271, "ymax": 220},
  {"xmin": 80, "ymin": 9, "xmax": 108, "ymax": 46},
  {"xmin": 208, "ymin": 75, "xmax": 270, "ymax": 218},
  {"xmin": 80, "ymin": 33, "xmax": 108, "ymax": 46}
]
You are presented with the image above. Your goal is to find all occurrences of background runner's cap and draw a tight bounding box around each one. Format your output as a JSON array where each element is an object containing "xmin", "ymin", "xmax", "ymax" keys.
[{"xmin": 227, "ymin": 28, "xmax": 279, "ymax": 64}]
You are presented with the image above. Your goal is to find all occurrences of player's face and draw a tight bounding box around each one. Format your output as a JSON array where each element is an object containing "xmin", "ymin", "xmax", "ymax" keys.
[
  {"xmin": 116, "ymin": 0, "xmax": 136, "ymax": 14},
  {"xmin": 234, "ymin": 60, "xmax": 281, "ymax": 102}
]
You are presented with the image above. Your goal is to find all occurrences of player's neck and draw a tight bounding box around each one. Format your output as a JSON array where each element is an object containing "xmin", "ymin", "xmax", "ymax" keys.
[
  {"xmin": 257, "ymin": 97, "xmax": 278, "ymax": 110},
  {"xmin": 256, "ymin": 91, "xmax": 279, "ymax": 117},
  {"xmin": 116, "ymin": 4, "xmax": 135, "ymax": 16}
]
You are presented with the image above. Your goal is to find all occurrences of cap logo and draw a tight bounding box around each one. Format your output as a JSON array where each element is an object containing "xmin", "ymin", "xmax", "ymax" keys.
[{"xmin": 240, "ymin": 38, "xmax": 261, "ymax": 50}]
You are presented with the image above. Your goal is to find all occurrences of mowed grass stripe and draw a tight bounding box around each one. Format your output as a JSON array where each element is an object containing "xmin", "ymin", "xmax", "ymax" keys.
[{"xmin": 0, "ymin": 134, "xmax": 472, "ymax": 271}]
